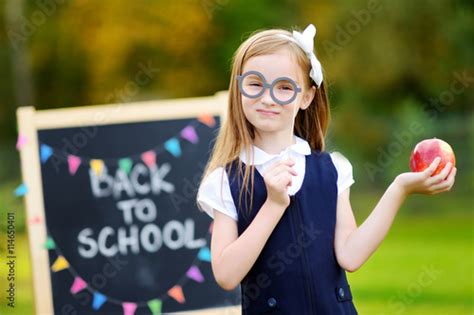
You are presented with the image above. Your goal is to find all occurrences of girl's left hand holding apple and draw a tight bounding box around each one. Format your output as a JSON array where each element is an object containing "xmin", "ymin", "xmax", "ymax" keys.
[{"xmin": 394, "ymin": 157, "xmax": 457, "ymax": 197}]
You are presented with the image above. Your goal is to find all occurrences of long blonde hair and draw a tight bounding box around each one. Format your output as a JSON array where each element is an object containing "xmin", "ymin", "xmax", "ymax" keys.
[{"xmin": 197, "ymin": 27, "xmax": 331, "ymax": 218}]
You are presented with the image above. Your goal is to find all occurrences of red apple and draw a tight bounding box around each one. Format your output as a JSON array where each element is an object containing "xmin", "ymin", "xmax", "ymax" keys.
[{"xmin": 410, "ymin": 138, "xmax": 456, "ymax": 176}]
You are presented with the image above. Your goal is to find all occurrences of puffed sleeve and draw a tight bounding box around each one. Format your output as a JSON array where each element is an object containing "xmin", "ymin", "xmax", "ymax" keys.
[
  {"xmin": 197, "ymin": 167, "xmax": 238, "ymax": 221},
  {"xmin": 330, "ymin": 151, "xmax": 355, "ymax": 195}
]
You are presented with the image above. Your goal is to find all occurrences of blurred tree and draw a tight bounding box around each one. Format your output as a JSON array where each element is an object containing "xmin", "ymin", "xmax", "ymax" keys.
[{"xmin": 0, "ymin": 0, "xmax": 471, "ymax": 188}]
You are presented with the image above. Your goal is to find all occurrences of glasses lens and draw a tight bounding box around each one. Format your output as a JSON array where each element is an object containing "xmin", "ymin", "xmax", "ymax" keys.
[
  {"xmin": 272, "ymin": 79, "xmax": 297, "ymax": 104},
  {"xmin": 241, "ymin": 73, "xmax": 264, "ymax": 98}
]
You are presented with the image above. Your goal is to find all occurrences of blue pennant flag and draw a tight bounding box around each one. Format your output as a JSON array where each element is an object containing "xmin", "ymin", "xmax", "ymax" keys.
[
  {"xmin": 40, "ymin": 144, "xmax": 53, "ymax": 163},
  {"xmin": 92, "ymin": 292, "xmax": 107, "ymax": 310},
  {"xmin": 198, "ymin": 246, "xmax": 211, "ymax": 262},
  {"xmin": 14, "ymin": 183, "xmax": 28, "ymax": 197},
  {"xmin": 165, "ymin": 138, "xmax": 181, "ymax": 158}
]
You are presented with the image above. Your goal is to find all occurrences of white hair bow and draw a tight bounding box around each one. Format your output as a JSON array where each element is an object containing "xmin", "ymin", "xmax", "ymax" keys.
[{"xmin": 291, "ymin": 24, "xmax": 323, "ymax": 88}]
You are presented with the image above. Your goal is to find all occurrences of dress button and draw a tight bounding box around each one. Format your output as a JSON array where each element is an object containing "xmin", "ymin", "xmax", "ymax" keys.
[
  {"xmin": 338, "ymin": 287, "xmax": 345, "ymax": 299},
  {"xmin": 267, "ymin": 297, "xmax": 277, "ymax": 308}
]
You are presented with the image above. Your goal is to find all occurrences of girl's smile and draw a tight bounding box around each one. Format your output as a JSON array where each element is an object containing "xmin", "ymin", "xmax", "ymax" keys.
[{"xmin": 256, "ymin": 109, "xmax": 280, "ymax": 116}]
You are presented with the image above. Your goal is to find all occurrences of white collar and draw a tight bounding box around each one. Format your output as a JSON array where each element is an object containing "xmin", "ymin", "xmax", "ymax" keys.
[{"xmin": 239, "ymin": 135, "xmax": 311, "ymax": 165}]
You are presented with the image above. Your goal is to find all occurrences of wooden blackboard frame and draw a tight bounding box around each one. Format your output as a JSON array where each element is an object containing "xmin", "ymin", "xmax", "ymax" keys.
[{"xmin": 17, "ymin": 91, "xmax": 240, "ymax": 314}]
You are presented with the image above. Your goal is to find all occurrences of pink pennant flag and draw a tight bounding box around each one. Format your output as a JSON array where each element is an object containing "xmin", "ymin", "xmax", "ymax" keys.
[
  {"xmin": 16, "ymin": 134, "xmax": 27, "ymax": 150},
  {"xmin": 70, "ymin": 276, "xmax": 87, "ymax": 294},
  {"xmin": 186, "ymin": 265, "xmax": 204, "ymax": 283},
  {"xmin": 68, "ymin": 155, "xmax": 81, "ymax": 175},
  {"xmin": 28, "ymin": 215, "xmax": 42, "ymax": 225},
  {"xmin": 180, "ymin": 126, "xmax": 198, "ymax": 144},
  {"xmin": 141, "ymin": 151, "xmax": 156, "ymax": 168},
  {"xmin": 122, "ymin": 302, "xmax": 137, "ymax": 315}
]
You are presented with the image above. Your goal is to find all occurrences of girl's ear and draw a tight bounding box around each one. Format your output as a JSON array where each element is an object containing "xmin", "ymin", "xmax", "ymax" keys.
[{"xmin": 301, "ymin": 85, "xmax": 316, "ymax": 110}]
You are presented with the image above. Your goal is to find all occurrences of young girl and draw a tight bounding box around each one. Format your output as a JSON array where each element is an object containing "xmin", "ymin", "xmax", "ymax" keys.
[{"xmin": 196, "ymin": 24, "xmax": 456, "ymax": 314}]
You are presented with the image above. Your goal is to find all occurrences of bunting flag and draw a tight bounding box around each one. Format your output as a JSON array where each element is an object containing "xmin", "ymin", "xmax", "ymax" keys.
[
  {"xmin": 180, "ymin": 126, "xmax": 198, "ymax": 144},
  {"xmin": 14, "ymin": 183, "xmax": 28, "ymax": 197},
  {"xmin": 40, "ymin": 144, "xmax": 53, "ymax": 163},
  {"xmin": 90, "ymin": 159, "xmax": 105, "ymax": 176},
  {"xmin": 70, "ymin": 276, "xmax": 87, "ymax": 294},
  {"xmin": 147, "ymin": 299, "xmax": 162, "ymax": 315},
  {"xmin": 164, "ymin": 138, "xmax": 181, "ymax": 157},
  {"xmin": 141, "ymin": 151, "xmax": 156, "ymax": 168},
  {"xmin": 168, "ymin": 285, "xmax": 185, "ymax": 304},
  {"xmin": 51, "ymin": 255, "xmax": 69, "ymax": 272},
  {"xmin": 68, "ymin": 155, "xmax": 81, "ymax": 175},
  {"xmin": 198, "ymin": 246, "xmax": 211, "ymax": 262},
  {"xmin": 92, "ymin": 292, "xmax": 107, "ymax": 310},
  {"xmin": 119, "ymin": 158, "xmax": 133, "ymax": 174},
  {"xmin": 28, "ymin": 215, "xmax": 42, "ymax": 225},
  {"xmin": 43, "ymin": 236, "xmax": 56, "ymax": 249},
  {"xmin": 16, "ymin": 134, "xmax": 27, "ymax": 150},
  {"xmin": 123, "ymin": 302, "xmax": 137, "ymax": 315},
  {"xmin": 198, "ymin": 113, "xmax": 216, "ymax": 127},
  {"xmin": 186, "ymin": 265, "xmax": 204, "ymax": 283}
]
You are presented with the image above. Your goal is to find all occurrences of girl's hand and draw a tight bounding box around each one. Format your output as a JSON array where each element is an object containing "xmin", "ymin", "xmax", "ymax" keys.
[
  {"xmin": 394, "ymin": 157, "xmax": 457, "ymax": 197},
  {"xmin": 263, "ymin": 158, "xmax": 298, "ymax": 208}
]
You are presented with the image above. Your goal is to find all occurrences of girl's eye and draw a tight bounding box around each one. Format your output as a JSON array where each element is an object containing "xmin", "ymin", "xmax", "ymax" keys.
[
  {"xmin": 248, "ymin": 82, "xmax": 262, "ymax": 87},
  {"xmin": 279, "ymin": 85, "xmax": 293, "ymax": 91}
]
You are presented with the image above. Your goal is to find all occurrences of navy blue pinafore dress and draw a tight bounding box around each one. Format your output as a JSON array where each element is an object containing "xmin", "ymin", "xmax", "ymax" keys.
[{"xmin": 225, "ymin": 150, "xmax": 358, "ymax": 314}]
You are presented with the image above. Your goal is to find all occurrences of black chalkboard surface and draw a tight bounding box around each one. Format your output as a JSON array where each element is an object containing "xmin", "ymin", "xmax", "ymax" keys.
[
  {"xmin": 17, "ymin": 95, "xmax": 240, "ymax": 314},
  {"xmin": 36, "ymin": 116, "xmax": 240, "ymax": 314}
]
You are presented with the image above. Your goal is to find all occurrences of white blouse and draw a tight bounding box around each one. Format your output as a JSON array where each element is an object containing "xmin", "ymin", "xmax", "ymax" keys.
[{"xmin": 197, "ymin": 135, "xmax": 355, "ymax": 221}]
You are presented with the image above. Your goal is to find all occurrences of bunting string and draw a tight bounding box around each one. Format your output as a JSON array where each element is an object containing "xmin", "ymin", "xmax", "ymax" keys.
[{"xmin": 36, "ymin": 114, "xmax": 216, "ymax": 170}]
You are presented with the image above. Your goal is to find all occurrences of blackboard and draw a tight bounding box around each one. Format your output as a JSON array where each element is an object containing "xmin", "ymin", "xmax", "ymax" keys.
[{"xmin": 17, "ymin": 93, "xmax": 241, "ymax": 314}]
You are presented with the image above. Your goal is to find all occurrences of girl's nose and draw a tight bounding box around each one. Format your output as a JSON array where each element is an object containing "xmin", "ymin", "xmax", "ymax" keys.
[{"xmin": 260, "ymin": 87, "xmax": 275, "ymax": 105}]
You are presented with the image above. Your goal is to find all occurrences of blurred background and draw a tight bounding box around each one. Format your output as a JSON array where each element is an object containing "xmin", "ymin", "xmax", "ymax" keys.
[{"xmin": 0, "ymin": 0, "xmax": 472, "ymax": 314}]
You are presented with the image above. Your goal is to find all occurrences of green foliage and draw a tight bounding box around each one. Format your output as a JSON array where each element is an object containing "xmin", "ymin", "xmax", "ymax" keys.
[{"xmin": 0, "ymin": 4, "xmax": 472, "ymax": 188}]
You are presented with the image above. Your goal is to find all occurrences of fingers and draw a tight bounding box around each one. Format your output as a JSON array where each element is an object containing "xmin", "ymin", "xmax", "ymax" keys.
[
  {"xmin": 424, "ymin": 157, "xmax": 441, "ymax": 176},
  {"xmin": 263, "ymin": 159, "xmax": 296, "ymax": 192},
  {"xmin": 269, "ymin": 172, "xmax": 292, "ymax": 191},
  {"xmin": 428, "ymin": 166, "xmax": 457, "ymax": 193},
  {"xmin": 264, "ymin": 159, "xmax": 298, "ymax": 178},
  {"xmin": 277, "ymin": 172, "xmax": 293, "ymax": 187},
  {"xmin": 427, "ymin": 161, "xmax": 453, "ymax": 185}
]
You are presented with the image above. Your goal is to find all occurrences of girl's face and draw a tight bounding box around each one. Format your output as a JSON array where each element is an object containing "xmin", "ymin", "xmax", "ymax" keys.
[{"xmin": 239, "ymin": 49, "xmax": 315, "ymax": 137}]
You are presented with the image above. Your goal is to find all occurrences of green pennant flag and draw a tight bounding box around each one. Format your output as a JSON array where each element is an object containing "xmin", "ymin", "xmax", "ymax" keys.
[
  {"xmin": 44, "ymin": 236, "xmax": 56, "ymax": 250},
  {"xmin": 119, "ymin": 158, "xmax": 133, "ymax": 175},
  {"xmin": 147, "ymin": 299, "xmax": 162, "ymax": 315}
]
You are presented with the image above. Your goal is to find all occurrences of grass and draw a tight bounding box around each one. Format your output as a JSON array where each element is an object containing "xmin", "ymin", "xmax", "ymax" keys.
[
  {"xmin": 348, "ymin": 215, "xmax": 473, "ymax": 314},
  {"xmin": 0, "ymin": 186, "xmax": 472, "ymax": 314},
  {"xmin": 347, "ymin": 188, "xmax": 473, "ymax": 314}
]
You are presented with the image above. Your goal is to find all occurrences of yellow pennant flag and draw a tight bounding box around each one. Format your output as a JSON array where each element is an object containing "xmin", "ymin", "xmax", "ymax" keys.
[
  {"xmin": 90, "ymin": 159, "xmax": 104, "ymax": 176},
  {"xmin": 51, "ymin": 255, "xmax": 69, "ymax": 272}
]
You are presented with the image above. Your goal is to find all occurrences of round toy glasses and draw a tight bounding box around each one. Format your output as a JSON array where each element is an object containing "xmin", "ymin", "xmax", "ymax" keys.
[{"xmin": 237, "ymin": 70, "xmax": 302, "ymax": 105}]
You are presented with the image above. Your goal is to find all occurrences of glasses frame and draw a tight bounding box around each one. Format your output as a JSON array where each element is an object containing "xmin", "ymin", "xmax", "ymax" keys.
[{"xmin": 237, "ymin": 70, "xmax": 302, "ymax": 105}]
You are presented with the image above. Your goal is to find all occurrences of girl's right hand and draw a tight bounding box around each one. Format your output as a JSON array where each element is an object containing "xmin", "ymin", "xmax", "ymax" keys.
[{"xmin": 262, "ymin": 158, "xmax": 298, "ymax": 208}]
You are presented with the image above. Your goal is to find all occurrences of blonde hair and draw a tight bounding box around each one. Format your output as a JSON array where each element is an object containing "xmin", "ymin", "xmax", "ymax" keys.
[{"xmin": 197, "ymin": 27, "xmax": 331, "ymax": 218}]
